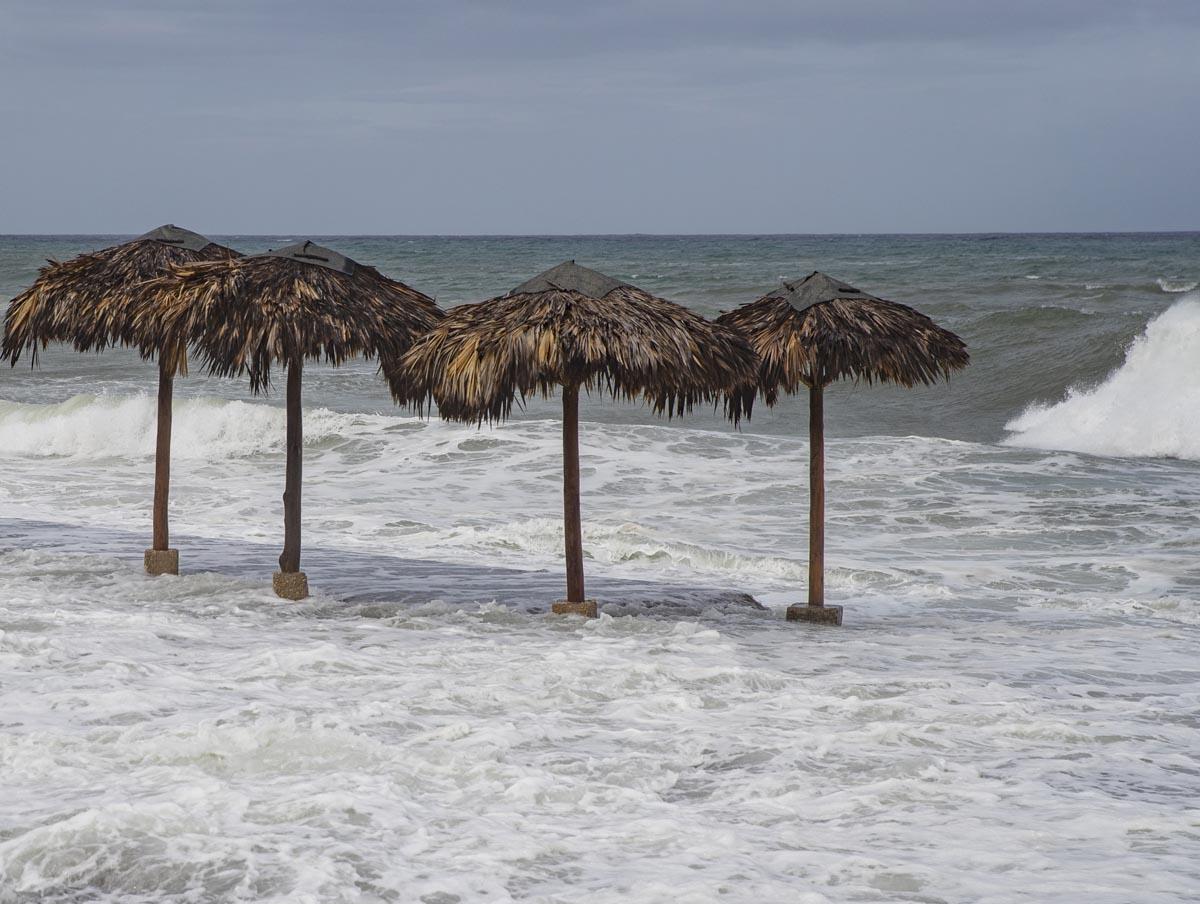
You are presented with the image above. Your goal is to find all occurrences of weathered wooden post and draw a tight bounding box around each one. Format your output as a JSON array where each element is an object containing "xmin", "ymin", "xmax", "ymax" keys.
[
  {"xmin": 552, "ymin": 382, "xmax": 596, "ymax": 617},
  {"xmin": 273, "ymin": 354, "xmax": 308, "ymax": 600},
  {"xmin": 787, "ymin": 383, "xmax": 842, "ymax": 624},
  {"xmin": 144, "ymin": 354, "xmax": 180, "ymax": 575}
]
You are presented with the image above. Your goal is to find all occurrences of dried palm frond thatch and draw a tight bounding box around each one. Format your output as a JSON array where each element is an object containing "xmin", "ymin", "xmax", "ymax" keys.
[
  {"xmin": 718, "ymin": 272, "xmax": 969, "ymax": 623},
  {"xmin": 393, "ymin": 261, "xmax": 758, "ymax": 612},
  {"xmin": 1, "ymin": 225, "xmax": 240, "ymax": 574},
  {"xmin": 397, "ymin": 260, "xmax": 757, "ymax": 424},
  {"xmin": 149, "ymin": 242, "xmax": 443, "ymax": 394},
  {"xmin": 144, "ymin": 241, "xmax": 444, "ymax": 599},
  {"xmin": 716, "ymin": 271, "xmax": 968, "ymax": 401},
  {"xmin": 3, "ymin": 225, "xmax": 238, "ymax": 372}
]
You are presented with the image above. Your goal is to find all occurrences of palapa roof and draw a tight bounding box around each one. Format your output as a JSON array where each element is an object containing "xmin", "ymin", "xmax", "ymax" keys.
[
  {"xmin": 2, "ymin": 225, "xmax": 239, "ymax": 371},
  {"xmin": 141, "ymin": 240, "xmax": 443, "ymax": 392},
  {"xmin": 394, "ymin": 260, "xmax": 758, "ymax": 424},
  {"xmin": 717, "ymin": 271, "xmax": 968, "ymax": 402}
]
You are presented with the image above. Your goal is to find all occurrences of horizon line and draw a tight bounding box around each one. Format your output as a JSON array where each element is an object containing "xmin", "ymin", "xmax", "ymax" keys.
[{"xmin": 2, "ymin": 229, "xmax": 1199, "ymax": 239}]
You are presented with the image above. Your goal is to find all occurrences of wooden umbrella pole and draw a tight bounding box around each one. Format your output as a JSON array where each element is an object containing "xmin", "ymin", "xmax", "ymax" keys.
[
  {"xmin": 279, "ymin": 355, "xmax": 304, "ymax": 574},
  {"xmin": 152, "ymin": 355, "xmax": 173, "ymax": 551},
  {"xmin": 808, "ymin": 383, "xmax": 825, "ymax": 607},
  {"xmin": 562, "ymin": 382, "xmax": 586, "ymax": 603}
]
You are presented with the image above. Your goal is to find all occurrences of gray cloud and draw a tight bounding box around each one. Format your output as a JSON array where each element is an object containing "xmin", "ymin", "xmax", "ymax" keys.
[{"xmin": 2, "ymin": 1, "xmax": 1198, "ymax": 233}]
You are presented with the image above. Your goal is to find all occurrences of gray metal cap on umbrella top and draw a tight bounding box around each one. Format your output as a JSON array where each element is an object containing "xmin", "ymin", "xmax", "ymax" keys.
[
  {"xmin": 776, "ymin": 271, "xmax": 880, "ymax": 312},
  {"xmin": 134, "ymin": 224, "xmax": 221, "ymax": 254},
  {"xmin": 508, "ymin": 260, "xmax": 628, "ymax": 299},
  {"xmin": 260, "ymin": 240, "xmax": 356, "ymax": 276}
]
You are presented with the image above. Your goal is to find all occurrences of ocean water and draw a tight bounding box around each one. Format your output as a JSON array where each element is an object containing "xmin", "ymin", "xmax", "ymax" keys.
[{"xmin": 1, "ymin": 234, "xmax": 1198, "ymax": 903}]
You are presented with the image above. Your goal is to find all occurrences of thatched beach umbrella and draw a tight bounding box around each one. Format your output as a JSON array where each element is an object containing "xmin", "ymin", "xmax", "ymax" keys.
[
  {"xmin": 147, "ymin": 241, "xmax": 443, "ymax": 600},
  {"xmin": 395, "ymin": 261, "xmax": 757, "ymax": 617},
  {"xmin": 718, "ymin": 271, "xmax": 968, "ymax": 625},
  {"xmin": 2, "ymin": 225, "xmax": 239, "ymax": 575}
]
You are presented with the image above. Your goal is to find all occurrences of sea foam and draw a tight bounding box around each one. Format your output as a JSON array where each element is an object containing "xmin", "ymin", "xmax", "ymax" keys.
[{"xmin": 1005, "ymin": 297, "xmax": 1200, "ymax": 459}]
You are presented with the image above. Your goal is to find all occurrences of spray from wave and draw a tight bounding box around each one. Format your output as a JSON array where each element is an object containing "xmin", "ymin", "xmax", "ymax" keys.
[
  {"xmin": 1157, "ymin": 277, "xmax": 1198, "ymax": 294},
  {"xmin": 1005, "ymin": 297, "xmax": 1200, "ymax": 459},
  {"xmin": 0, "ymin": 395, "xmax": 362, "ymax": 459}
]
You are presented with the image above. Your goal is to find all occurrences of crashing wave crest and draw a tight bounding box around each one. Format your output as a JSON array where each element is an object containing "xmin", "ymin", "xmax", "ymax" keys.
[
  {"xmin": 0, "ymin": 395, "xmax": 361, "ymax": 459},
  {"xmin": 1005, "ymin": 297, "xmax": 1200, "ymax": 459}
]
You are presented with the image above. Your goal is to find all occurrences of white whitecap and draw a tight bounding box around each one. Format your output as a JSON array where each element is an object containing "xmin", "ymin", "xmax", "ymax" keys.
[
  {"xmin": 0, "ymin": 395, "xmax": 359, "ymax": 460},
  {"xmin": 1157, "ymin": 277, "xmax": 1197, "ymax": 293}
]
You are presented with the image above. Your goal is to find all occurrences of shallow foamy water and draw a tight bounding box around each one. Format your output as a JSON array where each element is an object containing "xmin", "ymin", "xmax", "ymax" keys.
[
  {"xmin": 2, "ymin": 552, "xmax": 1198, "ymax": 903},
  {"xmin": 1, "ymin": 400, "xmax": 1199, "ymax": 903}
]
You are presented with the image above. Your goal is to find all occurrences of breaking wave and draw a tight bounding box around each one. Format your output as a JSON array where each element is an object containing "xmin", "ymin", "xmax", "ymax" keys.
[
  {"xmin": 1005, "ymin": 298, "xmax": 1200, "ymax": 459},
  {"xmin": 1157, "ymin": 277, "xmax": 1198, "ymax": 293},
  {"xmin": 0, "ymin": 395, "xmax": 365, "ymax": 460}
]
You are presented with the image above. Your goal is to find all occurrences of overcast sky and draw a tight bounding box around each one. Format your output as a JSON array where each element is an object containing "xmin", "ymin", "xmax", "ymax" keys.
[{"xmin": 2, "ymin": 0, "xmax": 1198, "ymax": 234}]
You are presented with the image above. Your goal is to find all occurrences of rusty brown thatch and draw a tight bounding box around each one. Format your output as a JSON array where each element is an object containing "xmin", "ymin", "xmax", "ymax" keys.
[
  {"xmin": 144, "ymin": 241, "xmax": 444, "ymax": 391},
  {"xmin": 717, "ymin": 271, "xmax": 968, "ymax": 403},
  {"xmin": 2, "ymin": 225, "xmax": 239, "ymax": 372},
  {"xmin": 395, "ymin": 260, "xmax": 758, "ymax": 424}
]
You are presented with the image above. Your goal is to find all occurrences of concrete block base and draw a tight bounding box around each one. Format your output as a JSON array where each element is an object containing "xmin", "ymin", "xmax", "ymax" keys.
[
  {"xmin": 272, "ymin": 571, "xmax": 310, "ymax": 601},
  {"xmin": 551, "ymin": 599, "xmax": 598, "ymax": 618},
  {"xmin": 144, "ymin": 548, "xmax": 179, "ymax": 576},
  {"xmin": 786, "ymin": 604, "xmax": 844, "ymax": 626}
]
